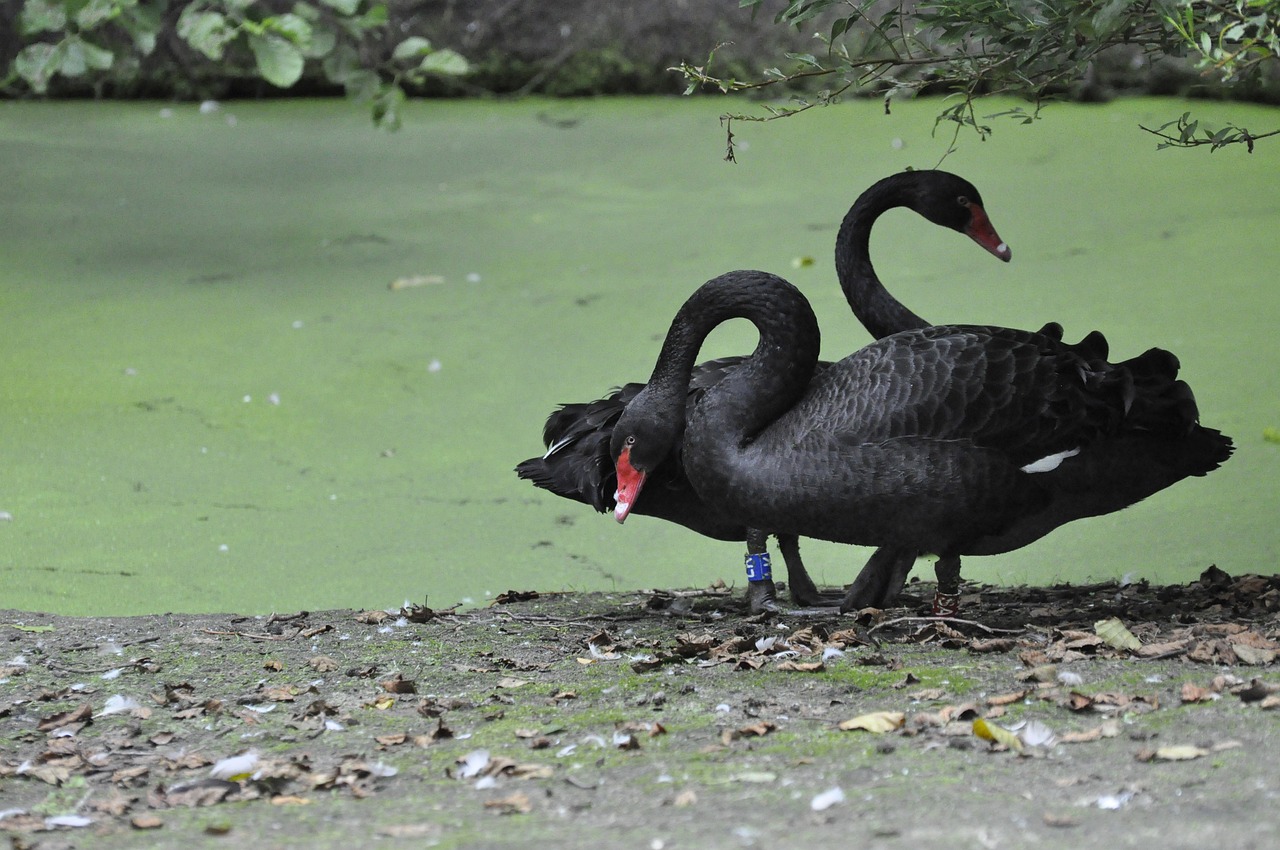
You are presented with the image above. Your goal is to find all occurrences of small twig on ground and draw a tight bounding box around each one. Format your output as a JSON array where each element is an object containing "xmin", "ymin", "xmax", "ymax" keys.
[
  {"xmin": 653, "ymin": 588, "xmax": 732, "ymax": 599},
  {"xmin": 484, "ymin": 610, "xmax": 635, "ymax": 626},
  {"xmin": 265, "ymin": 611, "xmax": 311, "ymax": 625},
  {"xmin": 867, "ymin": 616, "xmax": 1025, "ymax": 637},
  {"xmin": 1138, "ymin": 646, "xmax": 1190, "ymax": 661},
  {"xmin": 45, "ymin": 658, "xmax": 154, "ymax": 675},
  {"xmin": 64, "ymin": 636, "xmax": 162, "ymax": 653},
  {"xmin": 200, "ymin": 628, "xmax": 304, "ymax": 642}
]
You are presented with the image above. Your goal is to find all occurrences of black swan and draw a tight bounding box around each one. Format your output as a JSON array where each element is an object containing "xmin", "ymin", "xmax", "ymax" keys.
[
  {"xmin": 613, "ymin": 272, "xmax": 1233, "ymax": 613},
  {"xmin": 517, "ymin": 171, "xmax": 1012, "ymax": 612}
]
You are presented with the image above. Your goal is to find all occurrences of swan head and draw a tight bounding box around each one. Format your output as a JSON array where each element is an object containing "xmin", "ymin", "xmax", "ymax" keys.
[
  {"xmin": 612, "ymin": 440, "xmax": 646, "ymax": 523},
  {"xmin": 909, "ymin": 171, "xmax": 1012, "ymax": 263},
  {"xmin": 611, "ymin": 392, "xmax": 683, "ymax": 523}
]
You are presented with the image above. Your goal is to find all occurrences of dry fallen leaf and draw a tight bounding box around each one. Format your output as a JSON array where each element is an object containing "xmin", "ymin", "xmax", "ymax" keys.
[
  {"xmin": 838, "ymin": 711, "xmax": 905, "ymax": 733},
  {"xmin": 307, "ymin": 656, "xmax": 339, "ymax": 673},
  {"xmin": 37, "ymin": 702, "xmax": 93, "ymax": 732},
  {"xmin": 162, "ymin": 779, "xmax": 239, "ymax": 808},
  {"xmin": 723, "ymin": 721, "xmax": 776, "ymax": 745},
  {"xmin": 484, "ymin": 791, "xmax": 532, "ymax": 815},
  {"xmin": 907, "ymin": 688, "xmax": 948, "ymax": 702},
  {"xmin": 91, "ymin": 790, "xmax": 136, "ymax": 816},
  {"xmin": 986, "ymin": 690, "xmax": 1030, "ymax": 707},
  {"xmin": 112, "ymin": 765, "xmax": 150, "ymax": 786},
  {"xmin": 496, "ymin": 677, "xmax": 530, "ymax": 690},
  {"xmin": 379, "ymin": 674, "xmax": 417, "ymax": 694},
  {"xmin": 1057, "ymin": 720, "xmax": 1120, "ymax": 743},
  {"xmin": 1180, "ymin": 682, "xmax": 1218, "ymax": 703},
  {"xmin": 1146, "ymin": 745, "xmax": 1210, "ymax": 761},
  {"xmin": 258, "ymin": 685, "xmax": 300, "ymax": 702},
  {"xmin": 1136, "ymin": 640, "xmax": 1190, "ymax": 658},
  {"xmin": 1093, "ymin": 617, "xmax": 1142, "ymax": 651},
  {"xmin": 969, "ymin": 638, "xmax": 1018, "ymax": 653},
  {"xmin": 270, "ymin": 795, "xmax": 311, "ymax": 806},
  {"xmin": 776, "ymin": 660, "xmax": 825, "ymax": 672},
  {"xmin": 1230, "ymin": 644, "xmax": 1277, "ymax": 666}
]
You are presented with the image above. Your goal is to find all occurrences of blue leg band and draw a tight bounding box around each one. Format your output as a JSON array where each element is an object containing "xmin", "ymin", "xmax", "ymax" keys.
[{"xmin": 745, "ymin": 552, "xmax": 773, "ymax": 583}]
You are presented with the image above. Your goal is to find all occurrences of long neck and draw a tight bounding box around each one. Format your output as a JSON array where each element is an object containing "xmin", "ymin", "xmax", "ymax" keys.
[
  {"xmin": 670, "ymin": 270, "xmax": 819, "ymax": 458},
  {"xmin": 646, "ymin": 270, "xmax": 820, "ymax": 449},
  {"xmin": 834, "ymin": 174, "xmax": 930, "ymax": 340}
]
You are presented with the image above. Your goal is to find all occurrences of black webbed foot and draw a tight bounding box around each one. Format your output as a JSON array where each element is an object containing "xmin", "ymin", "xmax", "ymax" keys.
[{"xmin": 840, "ymin": 547, "xmax": 918, "ymax": 613}]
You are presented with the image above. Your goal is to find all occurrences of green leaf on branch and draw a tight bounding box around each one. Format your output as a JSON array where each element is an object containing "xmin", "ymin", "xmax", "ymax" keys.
[
  {"xmin": 20, "ymin": 0, "xmax": 68, "ymax": 35},
  {"xmin": 361, "ymin": 3, "xmax": 389, "ymax": 26},
  {"xmin": 340, "ymin": 68, "xmax": 381, "ymax": 100},
  {"xmin": 61, "ymin": 40, "xmax": 89, "ymax": 77},
  {"xmin": 320, "ymin": 0, "xmax": 362, "ymax": 14},
  {"xmin": 321, "ymin": 43, "xmax": 361, "ymax": 84},
  {"xmin": 265, "ymin": 13, "xmax": 314, "ymax": 44},
  {"xmin": 371, "ymin": 83, "xmax": 406, "ymax": 130},
  {"xmin": 1091, "ymin": 0, "xmax": 1135, "ymax": 36},
  {"xmin": 419, "ymin": 48, "xmax": 468, "ymax": 76},
  {"xmin": 248, "ymin": 33, "xmax": 305, "ymax": 88},
  {"xmin": 302, "ymin": 27, "xmax": 336, "ymax": 59},
  {"xmin": 14, "ymin": 42, "xmax": 62, "ymax": 93},
  {"xmin": 783, "ymin": 52, "xmax": 822, "ymax": 69},
  {"xmin": 76, "ymin": 37, "xmax": 116, "ymax": 72},
  {"xmin": 76, "ymin": 0, "xmax": 126, "ymax": 30},
  {"xmin": 392, "ymin": 36, "xmax": 433, "ymax": 61},
  {"xmin": 177, "ymin": 9, "xmax": 236, "ymax": 61},
  {"xmin": 121, "ymin": 3, "xmax": 163, "ymax": 56}
]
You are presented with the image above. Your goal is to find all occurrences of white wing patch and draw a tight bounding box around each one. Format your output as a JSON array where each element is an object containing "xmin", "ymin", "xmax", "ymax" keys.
[
  {"xmin": 543, "ymin": 436, "xmax": 574, "ymax": 459},
  {"xmin": 1020, "ymin": 448, "xmax": 1080, "ymax": 474}
]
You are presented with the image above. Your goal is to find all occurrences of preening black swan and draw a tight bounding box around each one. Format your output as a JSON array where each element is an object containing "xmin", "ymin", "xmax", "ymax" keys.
[
  {"xmin": 517, "ymin": 171, "xmax": 1012, "ymax": 612},
  {"xmin": 612, "ymin": 271, "xmax": 1233, "ymax": 614}
]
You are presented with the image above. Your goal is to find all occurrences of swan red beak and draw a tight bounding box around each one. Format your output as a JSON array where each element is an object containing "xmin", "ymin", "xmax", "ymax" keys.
[
  {"xmin": 614, "ymin": 446, "xmax": 647, "ymax": 524},
  {"xmin": 964, "ymin": 204, "xmax": 1012, "ymax": 262}
]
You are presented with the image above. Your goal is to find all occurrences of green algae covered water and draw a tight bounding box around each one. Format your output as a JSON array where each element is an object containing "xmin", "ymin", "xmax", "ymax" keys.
[{"xmin": 2, "ymin": 96, "xmax": 1277, "ymax": 615}]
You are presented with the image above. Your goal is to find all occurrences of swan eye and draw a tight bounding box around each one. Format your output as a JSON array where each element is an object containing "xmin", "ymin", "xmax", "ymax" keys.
[
  {"xmin": 624, "ymin": 435, "xmax": 636, "ymax": 447},
  {"xmin": 956, "ymin": 195, "xmax": 970, "ymax": 208}
]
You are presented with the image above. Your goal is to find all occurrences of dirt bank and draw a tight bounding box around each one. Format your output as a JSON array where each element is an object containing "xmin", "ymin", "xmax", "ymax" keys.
[{"xmin": 3, "ymin": 570, "xmax": 1279, "ymax": 849}]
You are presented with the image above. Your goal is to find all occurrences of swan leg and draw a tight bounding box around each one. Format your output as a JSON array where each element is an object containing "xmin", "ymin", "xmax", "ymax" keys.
[
  {"xmin": 776, "ymin": 534, "xmax": 843, "ymax": 607},
  {"xmin": 932, "ymin": 555, "xmax": 963, "ymax": 617},
  {"xmin": 743, "ymin": 528, "xmax": 781, "ymax": 614},
  {"xmin": 840, "ymin": 547, "xmax": 917, "ymax": 612}
]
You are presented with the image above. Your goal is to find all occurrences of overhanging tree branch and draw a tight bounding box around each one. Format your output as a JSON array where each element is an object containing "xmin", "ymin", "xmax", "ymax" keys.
[{"xmin": 679, "ymin": 0, "xmax": 1280, "ymax": 158}]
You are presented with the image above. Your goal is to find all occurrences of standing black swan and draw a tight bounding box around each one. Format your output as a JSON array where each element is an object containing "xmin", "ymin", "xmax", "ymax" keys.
[
  {"xmin": 517, "ymin": 171, "xmax": 1013, "ymax": 612},
  {"xmin": 611, "ymin": 271, "xmax": 1233, "ymax": 615}
]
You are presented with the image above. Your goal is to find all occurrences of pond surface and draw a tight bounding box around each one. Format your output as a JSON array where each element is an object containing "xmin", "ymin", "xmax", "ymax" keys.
[{"xmin": 2, "ymin": 96, "xmax": 1277, "ymax": 615}]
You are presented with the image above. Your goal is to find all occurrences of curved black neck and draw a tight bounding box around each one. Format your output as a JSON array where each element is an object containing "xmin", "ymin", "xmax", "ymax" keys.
[
  {"xmin": 645, "ymin": 270, "xmax": 820, "ymax": 449},
  {"xmin": 834, "ymin": 173, "xmax": 931, "ymax": 340}
]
